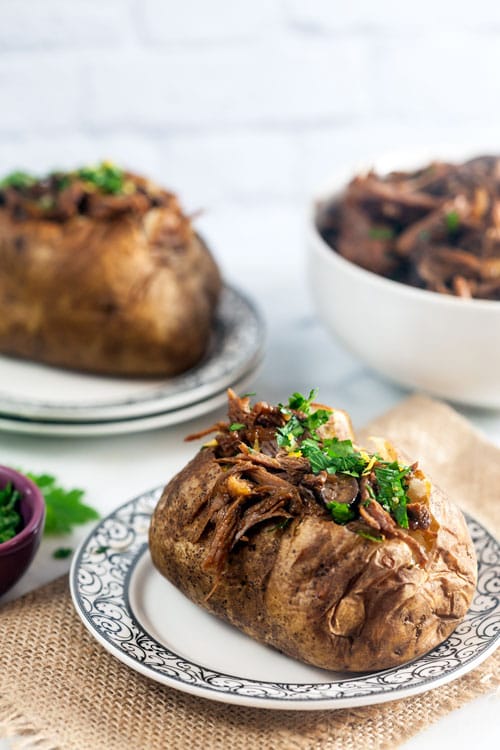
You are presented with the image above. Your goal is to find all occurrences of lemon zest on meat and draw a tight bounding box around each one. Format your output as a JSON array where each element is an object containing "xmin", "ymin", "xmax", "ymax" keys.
[
  {"xmin": 362, "ymin": 454, "xmax": 378, "ymax": 475},
  {"xmin": 202, "ymin": 438, "xmax": 218, "ymax": 448}
]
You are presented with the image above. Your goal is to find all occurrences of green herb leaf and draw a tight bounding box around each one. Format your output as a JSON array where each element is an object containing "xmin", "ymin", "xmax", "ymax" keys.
[
  {"xmin": 302, "ymin": 437, "xmax": 367, "ymax": 477},
  {"xmin": 0, "ymin": 483, "xmax": 22, "ymax": 543},
  {"xmin": 229, "ymin": 422, "xmax": 246, "ymax": 432},
  {"xmin": 276, "ymin": 415, "xmax": 305, "ymax": 449},
  {"xmin": 277, "ymin": 389, "xmax": 330, "ymax": 450},
  {"xmin": 374, "ymin": 462, "xmax": 411, "ymax": 528},
  {"xmin": 299, "ymin": 438, "xmax": 332, "ymax": 472},
  {"xmin": 355, "ymin": 529, "xmax": 384, "ymax": 543},
  {"xmin": 52, "ymin": 547, "xmax": 73, "ymax": 559},
  {"xmin": 76, "ymin": 162, "xmax": 124, "ymax": 195},
  {"xmin": 24, "ymin": 472, "xmax": 99, "ymax": 536},
  {"xmin": 303, "ymin": 408, "xmax": 331, "ymax": 433},
  {"xmin": 445, "ymin": 210, "xmax": 460, "ymax": 233},
  {"xmin": 287, "ymin": 389, "xmax": 318, "ymax": 412},
  {"xmin": 94, "ymin": 545, "xmax": 109, "ymax": 554},
  {"xmin": 0, "ymin": 171, "xmax": 36, "ymax": 190},
  {"xmin": 326, "ymin": 501, "xmax": 356, "ymax": 524},
  {"xmin": 368, "ymin": 227, "xmax": 395, "ymax": 241}
]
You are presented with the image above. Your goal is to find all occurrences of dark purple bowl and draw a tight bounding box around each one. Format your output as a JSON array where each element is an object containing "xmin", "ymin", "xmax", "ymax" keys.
[{"xmin": 0, "ymin": 466, "xmax": 45, "ymax": 596}]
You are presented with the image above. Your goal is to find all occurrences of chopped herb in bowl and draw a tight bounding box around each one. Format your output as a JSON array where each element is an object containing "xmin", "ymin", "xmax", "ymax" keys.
[{"xmin": 0, "ymin": 483, "xmax": 22, "ymax": 543}]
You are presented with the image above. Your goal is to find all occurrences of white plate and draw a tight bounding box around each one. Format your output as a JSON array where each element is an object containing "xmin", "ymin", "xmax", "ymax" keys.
[
  {"xmin": 0, "ymin": 368, "xmax": 259, "ymax": 437},
  {"xmin": 70, "ymin": 488, "xmax": 500, "ymax": 710},
  {"xmin": 0, "ymin": 285, "xmax": 264, "ymax": 422}
]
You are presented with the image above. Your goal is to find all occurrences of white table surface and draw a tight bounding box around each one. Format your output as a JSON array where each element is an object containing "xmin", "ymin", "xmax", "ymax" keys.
[{"xmin": 0, "ymin": 265, "xmax": 499, "ymax": 749}]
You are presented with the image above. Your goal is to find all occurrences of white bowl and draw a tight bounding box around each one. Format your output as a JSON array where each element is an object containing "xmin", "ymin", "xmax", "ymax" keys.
[{"xmin": 307, "ymin": 153, "xmax": 500, "ymax": 409}]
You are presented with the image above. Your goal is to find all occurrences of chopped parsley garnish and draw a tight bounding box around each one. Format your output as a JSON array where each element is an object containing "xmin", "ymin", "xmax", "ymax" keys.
[
  {"xmin": 301, "ymin": 437, "xmax": 368, "ymax": 477},
  {"xmin": 368, "ymin": 227, "xmax": 395, "ymax": 241},
  {"xmin": 275, "ymin": 390, "xmax": 414, "ymax": 533},
  {"xmin": 445, "ymin": 210, "xmax": 460, "ymax": 233},
  {"xmin": 24, "ymin": 471, "xmax": 99, "ymax": 535},
  {"xmin": 229, "ymin": 422, "xmax": 246, "ymax": 432},
  {"xmin": 0, "ymin": 483, "xmax": 22, "ymax": 543},
  {"xmin": 287, "ymin": 389, "xmax": 318, "ymax": 412},
  {"xmin": 0, "ymin": 162, "xmax": 128, "ymax": 197},
  {"xmin": 326, "ymin": 501, "xmax": 357, "ymax": 524},
  {"xmin": 276, "ymin": 415, "xmax": 306, "ymax": 449},
  {"xmin": 277, "ymin": 389, "xmax": 331, "ymax": 450},
  {"xmin": 52, "ymin": 547, "xmax": 73, "ymax": 559},
  {"xmin": 76, "ymin": 162, "xmax": 125, "ymax": 195},
  {"xmin": 374, "ymin": 462, "xmax": 410, "ymax": 528},
  {"xmin": 355, "ymin": 529, "xmax": 384, "ymax": 542},
  {"xmin": 0, "ymin": 171, "xmax": 36, "ymax": 190}
]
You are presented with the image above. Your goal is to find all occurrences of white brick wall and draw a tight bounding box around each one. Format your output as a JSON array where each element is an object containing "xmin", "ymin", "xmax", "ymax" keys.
[
  {"xmin": 0, "ymin": 0, "xmax": 499, "ymax": 278},
  {"xmin": 0, "ymin": 0, "xmax": 135, "ymax": 50},
  {"xmin": 85, "ymin": 38, "xmax": 368, "ymax": 130},
  {"xmin": 141, "ymin": 0, "xmax": 281, "ymax": 43},
  {"xmin": 286, "ymin": 0, "xmax": 500, "ymax": 31}
]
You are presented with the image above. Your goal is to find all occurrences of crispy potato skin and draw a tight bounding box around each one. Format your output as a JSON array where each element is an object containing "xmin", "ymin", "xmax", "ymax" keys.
[
  {"xmin": 0, "ymin": 208, "xmax": 221, "ymax": 376},
  {"xmin": 149, "ymin": 448, "xmax": 477, "ymax": 672}
]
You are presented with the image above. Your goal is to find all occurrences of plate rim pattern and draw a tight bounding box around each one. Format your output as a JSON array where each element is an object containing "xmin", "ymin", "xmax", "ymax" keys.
[{"xmin": 70, "ymin": 488, "xmax": 500, "ymax": 710}]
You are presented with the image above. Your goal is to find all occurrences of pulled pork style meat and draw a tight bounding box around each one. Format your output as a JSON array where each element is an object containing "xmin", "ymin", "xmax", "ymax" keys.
[
  {"xmin": 189, "ymin": 391, "xmax": 433, "ymax": 583},
  {"xmin": 318, "ymin": 155, "xmax": 500, "ymax": 300},
  {"xmin": 0, "ymin": 167, "xmax": 193, "ymax": 252}
]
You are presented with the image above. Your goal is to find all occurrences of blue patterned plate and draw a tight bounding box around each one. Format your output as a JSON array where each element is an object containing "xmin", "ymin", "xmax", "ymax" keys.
[{"xmin": 70, "ymin": 488, "xmax": 500, "ymax": 710}]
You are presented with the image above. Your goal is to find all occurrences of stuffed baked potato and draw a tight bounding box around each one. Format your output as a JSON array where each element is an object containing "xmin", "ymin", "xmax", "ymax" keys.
[
  {"xmin": 149, "ymin": 390, "xmax": 477, "ymax": 672},
  {"xmin": 0, "ymin": 163, "xmax": 221, "ymax": 376}
]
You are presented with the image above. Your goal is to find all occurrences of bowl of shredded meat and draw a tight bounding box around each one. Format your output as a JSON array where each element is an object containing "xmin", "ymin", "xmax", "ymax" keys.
[{"xmin": 308, "ymin": 151, "xmax": 500, "ymax": 408}]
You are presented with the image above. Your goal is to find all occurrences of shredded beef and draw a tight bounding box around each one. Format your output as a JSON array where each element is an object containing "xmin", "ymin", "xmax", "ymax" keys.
[
  {"xmin": 193, "ymin": 390, "xmax": 431, "ymax": 582},
  {"xmin": 360, "ymin": 499, "xmax": 428, "ymax": 564},
  {"xmin": 318, "ymin": 155, "xmax": 500, "ymax": 299}
]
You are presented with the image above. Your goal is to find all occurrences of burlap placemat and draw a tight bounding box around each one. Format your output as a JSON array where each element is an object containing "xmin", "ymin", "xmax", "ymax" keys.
[{"xmin": 1, "ymin": 394, "xmax": 499, "ymax": 750}]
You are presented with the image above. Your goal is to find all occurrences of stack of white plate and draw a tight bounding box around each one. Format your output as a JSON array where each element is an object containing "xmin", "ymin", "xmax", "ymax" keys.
[{"xmin": 0, "ymin": 286, "xmax": 264, "ymax": 437}]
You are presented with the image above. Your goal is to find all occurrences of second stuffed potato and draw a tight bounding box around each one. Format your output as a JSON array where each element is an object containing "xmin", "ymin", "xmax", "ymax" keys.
[
  {"xmin": 0, "ymin": 163, "xmax": 221, "ymax": 376},
  {"xmin": 149, "ymin": 390, "xmax": 477, "ymax": 672}
]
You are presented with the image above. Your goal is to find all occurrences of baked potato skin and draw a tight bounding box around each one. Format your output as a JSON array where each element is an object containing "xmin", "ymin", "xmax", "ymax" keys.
[
  {"xmin": 0, "ymin": 208, "xmax": 221, "ymax": 376},
  {"xmin": 149, "ymin": 448, "xmax": 477, "ymax": 672}
]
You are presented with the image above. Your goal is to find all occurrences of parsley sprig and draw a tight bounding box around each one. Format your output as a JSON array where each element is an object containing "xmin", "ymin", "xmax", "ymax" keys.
[
  {"xmin": 0, "ymin": 471, "xmax": 100, "ymax": 551},
  {"xmin": 300, "ymin": 437, "xmax": 367, "ymax": 477},
  {"xmin": 24, "ymin": 472, "xmax": 99, "ymax": 535},
  {"xmin": 277, "ymin": 389, "xmax": 331, "ymax": 450}
]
